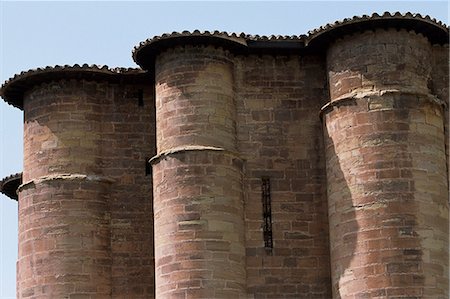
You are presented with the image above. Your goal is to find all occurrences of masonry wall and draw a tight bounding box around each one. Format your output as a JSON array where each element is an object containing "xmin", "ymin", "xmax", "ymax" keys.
[
  {"xmin": 431, "ymin": 44, "xmax": 449, "ymax": 188},
  {"xmin": 101, "ymin": 82, "xmax": 156, "ymax": 297},
  {"xmin": 323, "ymin": 29, "xmax": 449, "ymax": 298},
  {"xmin": 20, "ymin": 80, "xmax": 113, "ymax": 298},
  {"xmin": 152, "ymin": 45, "xmax": 246, "ymax": 298},
  {"xmin": 19, "ymin": 79, "xmax": 155, "ymax": 298},
  {"xmin": 234, "ymin": 53, "xmax": 332, "ymax": 298}
]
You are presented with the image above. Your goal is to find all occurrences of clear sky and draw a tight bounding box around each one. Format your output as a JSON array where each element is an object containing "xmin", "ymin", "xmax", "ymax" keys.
[{"xmin": 0, "ymin": 1, "xmax": 448, "ymax": 297}]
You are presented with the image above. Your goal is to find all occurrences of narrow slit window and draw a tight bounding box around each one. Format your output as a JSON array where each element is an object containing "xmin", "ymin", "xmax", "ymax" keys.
[{"xmin": 261, "ymin": 177, "xmax": 273, "ymax": 252}]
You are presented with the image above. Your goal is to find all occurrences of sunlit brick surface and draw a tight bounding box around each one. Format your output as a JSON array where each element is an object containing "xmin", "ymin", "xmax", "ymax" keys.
[
  {"xmin": 19, "ymin": 80, "xmax": 155, "ymax": 298},
  {"xmin": 153, "ymin": 46, "xmax": 246, "ymax": 298},
  {"xmin": 324, "ymin": 30, "xmax": 449, "ymax": 299}
]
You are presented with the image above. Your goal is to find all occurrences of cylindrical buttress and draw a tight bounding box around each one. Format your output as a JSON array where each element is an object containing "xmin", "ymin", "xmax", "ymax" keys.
[
  {"xmin": 323, "ymin": 29, "xmax": 448, "ymax": 298},
  {"xmin": 18, "ymin": 80, "xmax": 112, "ymax": 298},
  {"xmin": 153, "ymin": 45, "xmax": 246, "ymax": 298}
]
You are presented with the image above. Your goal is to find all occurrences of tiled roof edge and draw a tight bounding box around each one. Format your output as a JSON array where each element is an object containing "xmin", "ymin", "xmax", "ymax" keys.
[
  {"xmin": 131, "ymin": 30, "xmax": 306, "ymax": 58},
  {"xmin": 0, "ymin": 172, "xmax": 22, "ymax": 201},
  {"xmin": 308, "ymin": 11, "xmax": 448, "ymax": 36},
  {"xmin": 132, "ymin": 12, "xmax": 448, "ymax": 68},
  {"xmin": 306, "ymin": 11, "xmax": 448, "ymax": 46},
  {"xmin": 2, "ymin": 12, "xmax": 448, "ymax": 108},
  {"xmin": 0, "ymin": 64, "xmax": 150, "ymax": 110}
]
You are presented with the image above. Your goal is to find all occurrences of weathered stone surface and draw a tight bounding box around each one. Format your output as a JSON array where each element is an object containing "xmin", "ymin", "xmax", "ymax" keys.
[
  {"xmin": 324, "ymin": 29, "xmax": 448, "ymax": 299},
  {"xmin": 153, "ymin": 46, "xmax": 246, "ymax": 298},
  {"xmin": 20, "ymin": 80, "xmax": 155, "ymax": 298}
]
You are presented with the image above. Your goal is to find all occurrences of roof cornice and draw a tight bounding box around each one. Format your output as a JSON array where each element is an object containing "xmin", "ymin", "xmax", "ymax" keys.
[
  {"xmin": 1, "ymin": 12, "xmax": 448, "ymax": 110},
  {"xmin": 0, "ymin": 65, "xmax": 151, "ymax": 110},
  {"xmin": 0, "ymin": 172, "xmax": 22, "ymax": 201}
]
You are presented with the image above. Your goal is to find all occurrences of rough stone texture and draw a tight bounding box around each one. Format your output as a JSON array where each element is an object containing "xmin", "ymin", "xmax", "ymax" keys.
[
  {"xmin": 324, "ymin": 29, "xmax": 448, "ymax": 299},
  {"xmin": 20, "ymin": 80, "xmax": 155, "ymax": 298},
  {"xmin": 155, "ymin": 45, "xmax": 236, "ymax": 153},
  {"xmin": 18, "ymin": 180, "xmax": 112, "ymax": 299},
  {"xmin": 235, "ymin": 54, "xmax": 332, "ymax": 298},
  {"xmin": 1, "ymin": 15, "xmax": 448, "ymax": 299},
  {"xmin": 431, "ymin": 44, "xmax": 449, "ymax": 189},
  {"xmin": 21, "ymin": 81, "xmax": 113, "ymax": 298},
  {"xmin": 102, "ymin": 82, "xmax": 156, "ymax": 298},
  {"xmin": 152, "ymin": 151, "xmax": 246, "ymax": 298},
  {"xmin": 153, "ymin": 45, "xmax": 246, "ymax": 298}
]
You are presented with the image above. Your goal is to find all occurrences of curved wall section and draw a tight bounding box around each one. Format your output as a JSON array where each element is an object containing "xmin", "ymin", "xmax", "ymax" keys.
[
  {"xmin": 18, "ymin": 179, "xmax": 112, "ymax": 298},
  {"xmin": 152, "ymin": 151, "xmax": 246, "ymax": 298},
  {"xmin": 18, "ymin": 80, "xmax": 112, "ymax": 298},
  {"xmin": 23, "ymin": 80, "xmax": 106, "ymax": 182},
  {"xmin": 327, "ymin": 29, "xmax": 432, "ymax": 100},
  {"xmin": 323, "ymin": 29, "xmax": 448, "ymax": 298},
  {"xmin": 155, "ymin": 45, "xmax": 236, "ymax": 153},
  {"xmin": 153, "ymin": 45, "xmax": 246, "ymax": 298}
]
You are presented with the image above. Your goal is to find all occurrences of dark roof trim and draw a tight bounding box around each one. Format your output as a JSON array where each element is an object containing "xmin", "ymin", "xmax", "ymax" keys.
[
  {"xmin": 306, "ymin": 12, "xmax": 449, "ymax": 48},
  {"xmin": 132, "ymin": 12, "xmax": 448, "ymax": 69},
  {"xmin": 1, "ymin": 12, "xmax": 448, "ymax": 109},
  {"xmin": 0, "ymin": 172, "xmax": 22, "ymax": 201},
  {"xmin": 0, "ymin": 65, "xmax": 152, "ymax": 110},
  {"xmin": 132, "ymin": 32, "xmax": 249, "ymax": 70}
]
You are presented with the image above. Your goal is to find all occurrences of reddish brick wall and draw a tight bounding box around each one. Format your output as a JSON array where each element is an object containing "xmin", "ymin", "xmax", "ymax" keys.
[
  {"xmin": 327, "ymin": 29, "xmax": 431, "ymax": 101},
  {"xmin": 235, "ymin": 54, "xmax": 332, "ymax": 298},
  {"xmin": 20, "ymin": 79, "xmax": 156, "ymax": 298},
  {"xmin": 18, "ymin": 181, "xmax": 112, "ymax": 298},
  {"xmin": 20, "ymin": 80, "xmax": 113, "ymax": 298},
  {"xmin": 152, "ymin": 151, "xmax": 245, "ymax": 298},
  {"xmin": 431, "ymin": 44, "xmax": 449, "ymax": 190},
  {"xmin": 101, "ymin": 82, "xmax": 156, "ymax": 297},
  {"xmin": 155, "ymin": 46, "xmax": 236, "ymax": 153},
  {"xmin": 324, "ymin": 29, "xmax": 449, "ymax": 298},
  {"xmin": 153, "ymin": 45, "xmax": 246, "ymax": 297}
]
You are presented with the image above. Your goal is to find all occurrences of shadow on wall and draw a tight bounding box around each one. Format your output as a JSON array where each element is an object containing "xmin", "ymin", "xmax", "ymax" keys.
[
  {"xmin": 323, "ymin": 118, "xmax": 358, "ymax": 298},
  {"xmin": 324, "ymin": 94, "xmax": 449, "ymax": 298}
]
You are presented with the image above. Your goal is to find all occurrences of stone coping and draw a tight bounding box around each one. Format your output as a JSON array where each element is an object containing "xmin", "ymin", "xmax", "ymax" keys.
[
  {"xmin": 149, "ymin": 145, "xmax": 242, "ymax": 165},
  {"xmin": 0, "ymin": 172, "xmax": 22, "ymax": 201},
  {"xmin": 18, "ymin": 173, "xmax": 116, "ymax": 193},
  {"xmin": 319, "ymin": 89, "xmax": 446, "ymax": 118}
]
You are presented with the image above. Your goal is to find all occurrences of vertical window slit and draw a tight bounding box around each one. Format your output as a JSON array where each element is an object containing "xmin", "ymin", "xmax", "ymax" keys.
[
  {"xmin": 261, "ymin": 176, "xmax": 273, "ymax": 253},
  {"xmin": 138, "ymin": 89, "xmax": 144, "ymax": 107},
  {"xmin": 145, "ymin": 157, "xmax": 151, "ymax": 176}
]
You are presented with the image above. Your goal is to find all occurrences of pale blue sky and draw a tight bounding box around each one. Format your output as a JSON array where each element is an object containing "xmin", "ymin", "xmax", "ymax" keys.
[{"xmin": 0, "ymin": 1, "xmax": 448, "ymax": 297}]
